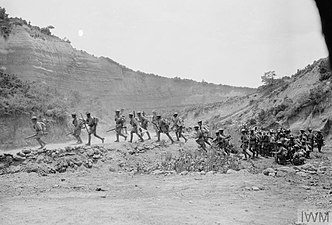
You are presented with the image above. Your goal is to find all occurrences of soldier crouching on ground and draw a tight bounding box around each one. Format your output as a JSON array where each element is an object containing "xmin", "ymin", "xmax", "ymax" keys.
[
  {"xmin": 275, "ymin": 141, "xmax": 288, "ymax": 165},
  {"xmin": 155, "ymin": 115, "xmax": 174, "ymax": 144},
  {"xmin": 85, "ymin": 112, "xmax": 104, "ymax": 146},
  {"xmin": 115, "ymin": 109, "xmax": 127, "ymax": 142},
  {"xmin": 128, "ymin": 113, "xmax": 144, "ymax": 142},
  {"xmin": 30, "ymin": 116, "xmax": 47, "ymax": 149},
  {"xmin": 71, "ymin": 113, "xmax": 83, "ymax": 144}
]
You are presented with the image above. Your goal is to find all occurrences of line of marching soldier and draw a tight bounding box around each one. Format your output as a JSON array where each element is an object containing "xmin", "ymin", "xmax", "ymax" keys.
[{"xmin": 240, "ymin": 126, "xmax": 325, "ymax": 165}]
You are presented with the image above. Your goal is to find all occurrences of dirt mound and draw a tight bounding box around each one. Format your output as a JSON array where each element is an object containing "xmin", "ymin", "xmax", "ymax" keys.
[{"xmin": 0, "ymin": 141, "xmax": 245, "ymax": 176}]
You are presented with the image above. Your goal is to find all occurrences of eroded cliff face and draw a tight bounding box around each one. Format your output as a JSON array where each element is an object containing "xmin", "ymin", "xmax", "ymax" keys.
[{"xmin": 0, "ymin": 25, "xmax": 255, "ymax": 114}]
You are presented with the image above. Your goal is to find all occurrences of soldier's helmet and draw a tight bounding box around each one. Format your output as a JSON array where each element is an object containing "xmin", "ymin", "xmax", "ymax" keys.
[
  {"xmin": 156, "ymin": 115, "xmax": 161, "ymax": 118},
  {"xmin": 137, "ymin": 111, "xmax": 142, "ymax": 115},
  {"xmin": 300, "ymin": 129, "xmax": 305, "ymax": 132},
  {"xmin": 198, "ymin": 120, "xmax": 202, "ymax": 124},
  {"xmin": 86, "ymin": 112, "xmax": 91, "ymax": 115},
  {"xmin": 241, "ymin": 129, "xmax": 246, "ymax": 133},
  {"xmin": 215, "ymin": 131, "xmax": 219, "ymax": 134},
  {"xmin": 31, "ymin": 116, "xmax": 37, "ymax": 120},
  {"xmin": 115, "ymin": 109, "xmax": 120, "ymax": 112},
  {"xmin": 317, "ymin": 130, "xmax": 322, "ymax": 133},
  {"xmin": 308, "ymin": 128, "xmax": 312, "ymax": 131},
  {"xmin": 219, "ymin": 129, "xmax": 224, "ymax": 132},
  {"xmin": 71, "ymin": 113, "xmax": 76, "ymax": 117},
  {"xmin": 152, "ymin": 110, "xmax": 156, "ymax": 113},
  {"xmin": 128, "ymin": 113, "xmax": 133, "ymax": 117},
  {"xmin": 194, "ymin": 125, "xmax": 199, "ymax": 129},
  {"xmin": 173, "ymin": 112, "xmax": 178, "ymax": 116},
  {"xmin": 277, "ymin": 141, "xmax": 283, "ymax": 145}
]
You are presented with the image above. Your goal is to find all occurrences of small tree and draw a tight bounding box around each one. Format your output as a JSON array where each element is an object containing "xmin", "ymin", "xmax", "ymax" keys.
[{"xmin": 261, "ymin": 71, "xmax": 276, "ymax": 86}]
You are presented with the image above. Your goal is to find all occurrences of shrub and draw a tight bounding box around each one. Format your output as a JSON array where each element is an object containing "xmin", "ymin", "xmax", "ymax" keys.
[{"xmin": 0, "ymin": 72, "xmax": 69, "ymax": 119}]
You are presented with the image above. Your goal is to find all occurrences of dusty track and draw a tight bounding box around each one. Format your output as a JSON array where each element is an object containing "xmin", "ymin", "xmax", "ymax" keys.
[{"xmin": 1, "ymin": 137, "xmax": 332, "ymax": 225}]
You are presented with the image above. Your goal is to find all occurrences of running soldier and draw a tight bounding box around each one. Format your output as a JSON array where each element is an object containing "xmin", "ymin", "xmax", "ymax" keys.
[
  {"xmin": 171, "ymin": 112, "xmax": 187, "ymax": 142},
  {"xmin": 249, "ymin": 129, "xmax": 258, "ymax": 158},
  {"xmin": 137, "ymin": 111, "xmax": 151, "ymax": 140},
  {"xmin": 71, "ymin": 113, "xmax": 83, "ymax": 144},
  {"xmin": 115, "ymin": 110, "xmax": 127, "ymax": 142},
  {"xmin": 120, "ymin": 108, "xmax": 128, "ymax": 134},
  {"xmin": 194, "ymin": 125, "xmax": 206, "ymax": 152},
  {"xmin": 28, "ymin": 116, "xmax": 47, "ymax": 149},
  {"xmin": 198, "ymin": 120, "xmax": 211, "ymax": 146},
  {"xmin": 151, "ymin": 110, "xmax": 158, "ymax": 136},
  {"xmin": 240, "ymin": 129, "xmax": 250, "ymax": 160},
  {"xmin": 128, "ymin": 113, "xmax": 144, "ymax": 142},
  {"xmin": 315, "ymin": 130, "xmax": 324, "ymax": 152},
  {"xmin": 155, "ymin": 115, "xmax": 174, "ymax": 144},
  {"xmin": 85, "ymin": 112, "xmax": 104, "ymax": 146}
]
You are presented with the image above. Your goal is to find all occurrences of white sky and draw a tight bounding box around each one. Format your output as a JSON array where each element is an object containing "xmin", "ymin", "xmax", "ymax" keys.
[{"xmin": 0, "ymin": 0, "xmax": 328, "ymax": 87}]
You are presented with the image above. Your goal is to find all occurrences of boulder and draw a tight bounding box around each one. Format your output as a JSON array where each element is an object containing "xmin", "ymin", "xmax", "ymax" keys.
[
  {"xmin": 22, "ymin": 149, "xmax": 32, "ymax": 155},
  {"xmin": 276, "ymin": 171, "xmax": 287, "ymax": 177},
  {"xmin": 263, "ymin": 168, "xmax": 276, "ymax": 176},
  {"xmin": 268, "ymin": 172, "xmax": 275, "ymax": 177},
  {"xmin": 200, "ymin": 171, "xmax": 206, "ymax": 175},
  {"xmin": 13, "ymin": 155, "xmax": 26, "ymax": 161},
  {"xmin": 86, "ymin": 149, "xmax": 95, "ymax": 157},
  {"xmin": 252, "ymin": 186, "xmax": 260, "ymax": 191},
  {"xmin": 226, "ymin": 169, "xmax": 238, "ymax": 174}
]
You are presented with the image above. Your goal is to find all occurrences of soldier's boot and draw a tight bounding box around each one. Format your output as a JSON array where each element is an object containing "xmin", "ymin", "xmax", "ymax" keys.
[
  {"xmin": 138, "ymin": 134, "xmax": 144, "ymax": 142},
  {"xmin": 115, "ymin": 134, "xmax": 120, "ymax": 142},
  {"xmin": 167, "ymin": 133, "xmax": 174, "ymax": 144},
  {"xmin": 182, "ymin": 134, "xmax": 187, "ymax": 143},
  {"xmin": 156, "ymin": 132, "xmax": 161, "ymax": 142},
  {"xmin": 94, "ymin": 134, "xmax": 104, "ymax": 143},
  {"xmin": 175, "ymin": 133, "xmax": 180, "ymax": 141},
  {"xmin": 129, "ymin": 133, "xmax": 133, "ymax": 143},
  {"xmin": 86, "ymin": 135, "xmax": 91, "ymax": 146},
  {"xmin": 77, "ymin": 136, "xmax": 83, "ymax": 144},
  {"xmin": 147, "ymin": 132, "xmax": 151, "ymax": 140}
]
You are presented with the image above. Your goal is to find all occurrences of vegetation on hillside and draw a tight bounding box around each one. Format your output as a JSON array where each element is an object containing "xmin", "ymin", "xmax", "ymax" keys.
[{"xmin": 0, "ymin": 71, "xmax": 70, "ymax": 120}]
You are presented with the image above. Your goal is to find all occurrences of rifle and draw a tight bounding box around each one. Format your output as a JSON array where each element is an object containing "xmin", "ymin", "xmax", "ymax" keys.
[
  {"xmin": 66, "ymin": 132, "xmax": 73, "ymax": 136},
  {"xmin": 80, "ymin": 113, "xmax": 89, "ymax": 133},
  {"xmin": 106, "ymin": 128, "xmax": 116, "ymax": 133},
  {"xmin": 25, "ymin": 134, "xmax": 36, "ymax": 139}
]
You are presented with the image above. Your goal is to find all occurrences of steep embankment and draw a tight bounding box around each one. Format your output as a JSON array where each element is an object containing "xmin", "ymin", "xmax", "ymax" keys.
[
  {"xmin": 184, "ymin": 58, "xmax": 332, "ymax": 145},
  {"xmin": 0, "ymin": 23, "xmax": 254, "ymax": 115}
]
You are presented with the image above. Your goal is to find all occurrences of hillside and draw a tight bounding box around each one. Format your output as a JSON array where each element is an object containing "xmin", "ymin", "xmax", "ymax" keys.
[
  {"xmin": 184, "ymin": 58, "xmax": 332, "ymax": 146},
  {"xmin": 0, "ymin": 14, "xmax": 254, "ymax": 117}
]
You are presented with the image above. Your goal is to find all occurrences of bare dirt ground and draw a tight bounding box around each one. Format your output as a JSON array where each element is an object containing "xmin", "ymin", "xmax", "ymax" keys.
[{"xmin": 1, "ymin": 135, "xmax": 332, "ymax": 225}]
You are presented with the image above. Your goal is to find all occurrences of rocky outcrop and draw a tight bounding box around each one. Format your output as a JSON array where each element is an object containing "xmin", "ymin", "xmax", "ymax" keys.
[{"xmin": 0, "ymin": 25, "xmax": 254, "ymax": 114}]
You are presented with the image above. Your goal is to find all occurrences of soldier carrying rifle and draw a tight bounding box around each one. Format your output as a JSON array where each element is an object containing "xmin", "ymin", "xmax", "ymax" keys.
[
  {"xmin": 25, "ymin": 116, "xmax": 47, "ymax": 149},
  {"xmin": 114, "ymin": 109, "xmax": 127, "ymax": 142}
]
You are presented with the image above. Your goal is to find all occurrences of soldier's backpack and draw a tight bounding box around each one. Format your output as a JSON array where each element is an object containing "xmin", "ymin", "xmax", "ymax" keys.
[{"xmin": 39, "ymin": 121, "xmax": 48, "ymax": 135}]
